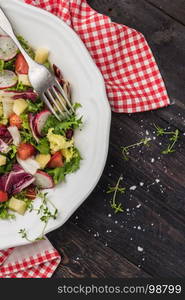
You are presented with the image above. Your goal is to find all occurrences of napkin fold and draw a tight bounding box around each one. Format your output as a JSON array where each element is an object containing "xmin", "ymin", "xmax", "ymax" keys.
[
  {"xmin": 0, "ymin": 239, "xmax": 61, "ymax": 278},
  {"xmin": 25, "ymin": 0, "xmax": 170, "ymax": 113},
  {"xmin": 0, "ymin": 0, "xmax": 170, "ymax": 278}
]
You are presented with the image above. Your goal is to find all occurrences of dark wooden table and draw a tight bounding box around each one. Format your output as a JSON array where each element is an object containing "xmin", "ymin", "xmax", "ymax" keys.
[{"xmin": 48, "ymin": 0, "xmax": 185, "ymax": 278}]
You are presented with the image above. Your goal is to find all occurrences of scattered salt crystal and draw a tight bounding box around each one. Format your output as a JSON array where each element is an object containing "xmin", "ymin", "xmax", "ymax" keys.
[
  {"xmin": 136, "ymin": 204, "xmax": 141, "ymax": 208},
  {"xmin": 75, "ymin": 215, "xmax": 79, "ymax": 220},
  {"xmin": 126, "ymin": 208, "xmax": 130, "ymax": 212},
  {"xmin": 142, "ymin": 257, "xmax": 145, "ymax": 261},
  {"xmin": 139, "ymin": 182, "xmax": 144, "ymax": 187},
  {"xmin": 151, "ymin": 158, "xmax": 155, "ymax": 163},
  {"xmin": 105, "ymin": 242, "xmax": 108, "ymax": 247},
  {"xmin": 137, "ymin": 226, "xmax": 141, "ymax": 230},
  {"xmin": 151, "ymin": 223, "xmax": 154, "ymax": 226},
  {"xmin": 137, "ymin": 246, "xmax": 144, "ymax": 252},
  {"xmin": 155, "ymin": 179, "xmax": 160, "ymax": 183},
  {"xmin": 130, "ymin": 237, "xmax": 133, "ymax": 241},
  {"xmin": 108, "ymin": 214, "xmax": 112, "ymax": 218},
  {"xmin": 115, "ymin": 220, "xmax": 118, "ymax": 224},
  {"xmin": 130, "ymin": 185, "xmax": 137, "ymax": 191},
  {"xmin": 153, "ymin": 136, "xmax": 156, "ymax": 140},
  {"xmin": 146, "ymin": 130, "xmax": 149, "ymax": 136}
]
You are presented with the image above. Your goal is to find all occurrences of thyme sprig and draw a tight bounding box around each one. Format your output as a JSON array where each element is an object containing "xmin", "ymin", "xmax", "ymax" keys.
[
  {"xmin": 19, "ymin": 192, "xmax": 58, "ymax": 242},
  {"xmin": 154, "ymin": 124, "xmax": 180, "ymax": 154},
  {"xmin": 121, "ymin": 138, "xmax": 151, "ymax": 160},
  {"xmin": 107, "ymin": 176, "xmax": 125, "ymax": 214}
]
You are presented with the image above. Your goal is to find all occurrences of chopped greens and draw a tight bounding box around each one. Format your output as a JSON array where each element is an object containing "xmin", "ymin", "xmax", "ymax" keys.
[
  {"xmin": 42, "ymin": 112, "xmax": 82, "ymax": 136},
  {"xmin": 47, "ymin": 148, "xmax": 81, "ymax": 184},
  {"xmin": 36, "ymin": 138, "xmax": 50, "ymax": 154},
  {"xmin": 17, "ymin": 35, "xmax": 35, "ymax": 59},
  {"xmin": 27, "ymin": 99, "xmax": 44, "ymax": 113}
]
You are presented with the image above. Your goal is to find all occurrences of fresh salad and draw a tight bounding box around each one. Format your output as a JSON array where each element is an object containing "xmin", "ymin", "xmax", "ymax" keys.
[{"xmin": 0, "ymin": 34, "xmax": 82, "ymax": 221}]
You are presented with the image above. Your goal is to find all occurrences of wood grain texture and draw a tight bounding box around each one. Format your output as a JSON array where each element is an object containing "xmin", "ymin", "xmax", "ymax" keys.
[
  {"xmin": 146, "ymin": 0, "xmax": 185, "ymax": 26},
  {"xmin": 49, "ymin": 0, "xmax": 185, "ymax": 278},
  {"xmin": 48, "ymin": 223, "xmax": 150, "ymax": 278}
]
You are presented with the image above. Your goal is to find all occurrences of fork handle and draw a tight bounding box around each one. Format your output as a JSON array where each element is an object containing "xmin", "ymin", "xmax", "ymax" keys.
[{"xmin": 0, "ymin": 7, "xmax": 33, "ymax": 65}]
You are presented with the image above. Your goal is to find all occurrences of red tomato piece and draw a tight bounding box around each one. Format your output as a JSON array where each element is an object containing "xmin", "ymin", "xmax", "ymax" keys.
[
  {"xmin": 47, "ymin": 151, "xmax": 64, "ymax": 168},
  {"xmin": 15, "ymin": 53, "xmax": 29, "ymax": 74},
  {"xmin": 17, "ymin": 143, "xmax": 36, "ymax": 160}
]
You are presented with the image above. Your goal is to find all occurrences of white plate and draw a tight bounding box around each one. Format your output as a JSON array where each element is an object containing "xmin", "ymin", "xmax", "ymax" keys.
[{"xmin": 0, "ymin": 0, "xmax": 111, "ymax": 249}]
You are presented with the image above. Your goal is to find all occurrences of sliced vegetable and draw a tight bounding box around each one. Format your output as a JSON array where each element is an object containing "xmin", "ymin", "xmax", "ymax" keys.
[
  {"xmin": 25, "ymin": 186, "xmax": 37, "ymax": 200},
  {"xmin": 16, "ymin": 155, "xmax": 40, "ymax": 175},
  {"xmin": 17, "ymin": 143, "xmax": 36, "ymax": 160},
  {"xmin": 15, "ymin": 53, "xmax": 29, "ymax": 74},
  {"xmin": 35, "ymin": 48, "xmax": 49, "ymax": 64},
  {"xmin": 34, "ymin": 110, "xmax": 51, "ymax": 136},
  {"xmin": 0, "ymin": 36, "xmax": 18, "ymax": 61},
  {"xmin": 3, "ymin": 164, "xmax": 35, "ymax": 195},
  {"xmin": 9, "ymin": 113, "xmax": 22, "ymax": 129},
  {"xmin": 34, "ymin": 170, "xmax": 54, "ymax": 189},
  {"xmin": 13, "ymin": 99, "xmax": 28, "ymax": 115},
  {"xmin": 0, "ymin": 190, "xmax": 8, "ymax": 202},
  {"xmin": 0, "ymin": 124, "xmax": 13, "ymax": 143},
  {"xmin": 0, "ymin": 138, "xmax": 10, "ymax": 153},
  {"xmin": 35, "ymin": 154, "xmax": 51, "ymax": 169},
  {"xmin": 8, "ymin": 197, "xmax": 27, "ymax": 215},
  {"xmin": 3, "ymin": 90, "xmax": 38, "ymax": 101},
  {"xmin": 18, "ymin": 74, "xmax": 31, "ymax": 87},
  {"xmin": 8, "ymin": 126, "xmax": 21, "ymax": 146},
  {"xmin": 0, "ymin": 155, "xmax": 6, "ymax": 166},
  {"xmin": 29, "ymin": 113, "xmax": 39, "ymax": 143},
  {"xmin": 47, "ymin": 151, "xmax": 64, "ymax": 168},
  {"xmin": 0, "ymin": 70, "xmax": 17, "ymax": 90},
  {"xmin": 1, "ymin": 98, "xmax": 14, "ymax": 118}
]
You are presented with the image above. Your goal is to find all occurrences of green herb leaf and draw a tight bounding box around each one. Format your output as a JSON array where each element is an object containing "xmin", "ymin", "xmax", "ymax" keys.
[
  {"xmin": 36, "ymin": 138, "xmax": 50, "ymax": 154},
  {"xmin": 4, "ymin": 58, "xmax": 16, "ymax": 71},
  {"xmin": 17, "ymin": 35, "xmax": 35, "ymax": 59},
  {"xmin": 107, "ymin": 176, "xmax": 125, "ymax": 214},
  {"xmin": 0, "ymin": 60, "xmax": 4, "ymax": 72},
  {"xmin": 121, "ymin": 138, "xmax": 151, "ymax": 160},
  {"xmin": 9, "ymin": 81, "xmax": 29, "ymax": 92},
  {"xmin": 42, "ymin": 110, "xmax": 82, "ymax": 136},
  {"xmin": 46, "ymin": 148, "xmax": 81, "ymax": 184},
  {"xmin": 27, "ymin": 99, "xmax": 44, "ymax": 113}
]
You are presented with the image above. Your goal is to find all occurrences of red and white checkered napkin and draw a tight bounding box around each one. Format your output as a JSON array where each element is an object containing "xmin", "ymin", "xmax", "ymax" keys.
[
  {"xmin": 0, "ymin": 238, "xmax": 61, "ymax": 278},
  {"xmin": 0, "ymin": 0, "xmax": 170, "ymax": 278},
  {"xmin": 25, "ymin": 0, "xmax": 170, "ymax": 113}
]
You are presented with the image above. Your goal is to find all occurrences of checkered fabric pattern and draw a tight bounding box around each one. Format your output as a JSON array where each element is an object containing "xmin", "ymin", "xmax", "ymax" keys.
[
  {"xmin": 0, "ymin": 0, "xmax": 170, "ymax": 279},
  {"xmin": 0, "ymin": 239, "xmax": 61, "ymax": 278},
  {"xmin": 25, "ymin": 0, "xmax": 170, "ymax": 113}
]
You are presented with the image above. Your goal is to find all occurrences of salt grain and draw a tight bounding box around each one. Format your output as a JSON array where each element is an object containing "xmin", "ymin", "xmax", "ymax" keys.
[
  {"xmin": 139, "ymin": 182, "xmax": 144, "ymax": 187},
  {"xmin": 137, "ymin": 246, "xmax": 144, "ymax": 252},
  {"xmin": 130, "ymin": 185, "xmax": 137, "ymax": 191}
]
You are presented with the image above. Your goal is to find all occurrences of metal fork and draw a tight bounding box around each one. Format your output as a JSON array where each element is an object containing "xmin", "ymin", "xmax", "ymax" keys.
[{"xmin": 0, "ymin": 7, "xmax": 74, "ymax": 120}]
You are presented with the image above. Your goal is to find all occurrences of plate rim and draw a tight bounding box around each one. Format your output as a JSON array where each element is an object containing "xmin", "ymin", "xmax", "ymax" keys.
[{"xmin": 0, "ymin": 0, "xmax": 111, "ymax": 249}]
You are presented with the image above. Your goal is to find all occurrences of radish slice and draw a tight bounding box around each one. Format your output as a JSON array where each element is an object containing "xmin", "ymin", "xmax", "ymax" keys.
[
  {"xmin": 29, "ymin": 114, "xmax": 39, "ymax": 143},
  {"xmin": 0, "ymin": 70, "xmax": 17, "ymax": 90},
  {"xmin": 8, "ymin": 126, "xmax": 21, "ymax": 146},
  {"xmin": 34, "ymin": 170, "xmax": 54, "ymax": 189},
  {"xmin": 17, "ymin": 156, "xmax": 40, "ymax": 175},
  {"xmin": 34, "ymin": 110, "xmax": 51, "ymax": 136},
  {"xmin": 0, "ymin": 36, "xmax": 18, "ymax": 61}
]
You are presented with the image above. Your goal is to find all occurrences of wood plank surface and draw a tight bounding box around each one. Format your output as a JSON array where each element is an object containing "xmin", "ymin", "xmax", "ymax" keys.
[
  {"xmin": 48, "ymin": 223, "xmax": 150, "ymax": 278},
  {"xmin": 49, "ymin": 0, "xmax": 185, "ymax": 278}
]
